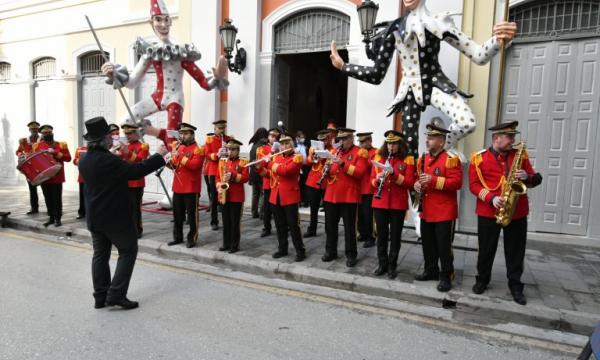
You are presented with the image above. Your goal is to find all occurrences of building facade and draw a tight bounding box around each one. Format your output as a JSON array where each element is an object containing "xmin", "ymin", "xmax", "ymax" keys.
[{"xmin": 1, "ymin": 0, "xmax": 598, "ymax": 242}]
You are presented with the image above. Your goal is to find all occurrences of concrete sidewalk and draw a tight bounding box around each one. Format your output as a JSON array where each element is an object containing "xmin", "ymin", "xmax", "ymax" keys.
[{"xmin": 1, "ymin": 185, "xmax": 599, "ymax": 336}]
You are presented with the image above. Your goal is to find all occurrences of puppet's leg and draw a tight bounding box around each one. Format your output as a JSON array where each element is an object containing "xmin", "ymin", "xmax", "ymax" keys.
[
  {"xmin": 430, "ymin": 88, "xmax": 475, "ymax": 155},
  {"xmin": 121, "ymin": 98, "xmax": 162, "ymax": 137},
  {"xmin": 400, "ymin": 96, "xmax": 423, "ymax": 158},
  {"xmin": 155, "ymin": 103, "xmax": 184, "ymax": 147}
]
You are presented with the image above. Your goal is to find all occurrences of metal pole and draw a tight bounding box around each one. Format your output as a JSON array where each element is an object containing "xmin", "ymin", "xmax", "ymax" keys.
[
  {"xmin": 155, "ymin": 167, "xmax": 173, "ymax": 208},
  {"xmin": 494, "ymin": 0, "xmax": 511, "ymax": 126},
  {"xmin": 84, "ymin": 15, "xmax": 137, "ymax": 124}
]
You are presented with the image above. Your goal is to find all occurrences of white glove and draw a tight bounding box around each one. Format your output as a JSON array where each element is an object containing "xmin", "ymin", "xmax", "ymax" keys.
[
  {"xmin": 217, "ymin": 147, "xmax": 228, "ymax": 158},
  {"xmin": 515, "ymin": 170, "xmax": 528, "ymax": 181},
  {"xmin": 46, "ymin": 148, "xmax": 54, "ymax": 154},
  {"xmin": 492, "ymin": 196, "xmax": 505, "ymax": 209}
]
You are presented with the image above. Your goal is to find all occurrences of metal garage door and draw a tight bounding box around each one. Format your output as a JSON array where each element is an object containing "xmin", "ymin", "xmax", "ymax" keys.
[
  {"xmin": 502, "ymin": 0, "xmax": 600, "ymax": 235},
  {"xmin": 135, "ymin": 70, "xmax": 172, "ymax": 195}
]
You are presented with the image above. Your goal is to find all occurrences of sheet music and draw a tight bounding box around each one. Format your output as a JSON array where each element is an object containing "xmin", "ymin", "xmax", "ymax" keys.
[
  {"xmin": 310, "ymin": 140, "xmax": 324, "ymax": 151},
  {"xmin": 314, "ymin": 150, "xmax": 333, "ymax": 159}
]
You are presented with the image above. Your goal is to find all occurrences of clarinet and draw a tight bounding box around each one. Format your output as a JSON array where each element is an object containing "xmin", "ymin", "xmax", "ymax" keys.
[
  {"xmin": 316, "ymin": 148, "xmax": 339, "ymax": 188},
  {"xmin": 415, "ymin": 152, "xmax": 426, "ymax": 212},
  {"xmin": 374, "ymin": 154, "xmax": 392, "ymax": 199}
]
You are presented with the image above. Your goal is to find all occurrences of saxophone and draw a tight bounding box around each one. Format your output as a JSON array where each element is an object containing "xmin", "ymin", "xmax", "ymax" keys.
[
  {"xmin": 218, "ymin": 157, "xmax": 230, "ymax": 205},
  {"xmin": 495, "ymin": 141, "xmax": 527, "ymax": 227}
]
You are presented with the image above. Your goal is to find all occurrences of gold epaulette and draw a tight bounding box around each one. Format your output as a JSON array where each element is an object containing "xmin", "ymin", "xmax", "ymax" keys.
[
  {"xmin": 141, "ymin": 143, "xmax": 149, "ymax": 151},
  {"xmin": 470, "ymin": 150, "xmax": 485, "ymax": 167},
  {"xmin": 373, "ymin": 154, "xmax": 381, "ymax": 162},
  {"xmin": 193, "ymin": 146, "xmax": 204, "ymax": 155},
  {"xmin": 19, "ymin": 138, "xmax": 26, "ymax": 144},
  {"xmin": 445, "ymin": 155, "xmax": 459, "ymax": 168},
  {"xmin": 171, "ymin": 140, "xmax": 179, "ymax": 148},
  {"xmin": 358, "ymin": 148, "xmax": 368, "ymax": 159},
  {"xmin": 59, "ymin": 142, "xmax": 68, "ymax": 150},
  {"xmin": 239, "ymin": 158, "xmax": 248, "ymax": 167},
  {"xmin": 293, "ymin": 154, "xmax": 303, "ymax": 164},
  {"xmin": 523, "ymin": 148, "xmax": 529, "ymax": 160},
  {"xmin": 205, "ymin": 136, "xmax": 213, "ymax": 144},
  {"xmin": 405, "ymin": 155, "xmax": 415, "ymax": 166}
]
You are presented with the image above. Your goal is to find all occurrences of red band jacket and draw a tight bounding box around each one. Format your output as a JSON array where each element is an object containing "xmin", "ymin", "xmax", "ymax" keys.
[
  {"xmin": 73, "ymin": 146, "xmax": 88, "ymax": 184},
  {"xmin": 216, "ymin": 157, "xmax": 249, "ymax": 203},
  {"xmin": 360, "ymin": 147, "xmax": 378, "ymax": 195},
  {"xmin": 16, "ymin": 136, "xmax": 38, "ymax": 157},
  {"xmin": 469, "ymin": 147, "xmax": 535, "ymax": 220},
  {"xmin": 255, "ymin": 144, "xmax": 273, "ymax": 190},
  {"xmin": 370, "ymin": 153, "xmax": 416, "ymax": 210},
  {"xmin": 417, "ymin": 150, "xmax": 462, "ymax": 222},
  {"xmin": 323, "ymin": 145, "xmax": 368, "ymax": 204},
  {"xmin": 268, "ymin": 152, "xmax": 303, "ymax": 206},
  {"xmin": 170, "ymin": 141, "xmax": 205, "ymax": 194},
  {"xmin": 204, "ymin": 134, "xmax": 231, "ymax": 176},
  {"xmin": 122, "ymin": 141, "xmax": 149, "ymax": 188},
  {"xmin": 33, "ymin": 140, "xmax": 71, "ymax": 184}
]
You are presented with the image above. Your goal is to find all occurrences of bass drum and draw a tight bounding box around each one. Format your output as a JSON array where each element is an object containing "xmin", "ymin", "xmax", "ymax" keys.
[{"xmin": 17, "ymin": 151, "xmax": 62, "ymax": 186}]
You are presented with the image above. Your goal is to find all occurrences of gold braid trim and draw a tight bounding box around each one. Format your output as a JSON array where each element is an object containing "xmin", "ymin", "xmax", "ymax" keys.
[{"xmin": 471, "ymin": 152, "xmax": 504, "ymax": 191}]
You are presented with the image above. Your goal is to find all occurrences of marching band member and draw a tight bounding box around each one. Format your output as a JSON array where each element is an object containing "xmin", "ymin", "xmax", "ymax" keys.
[
  {"xmin": 267, "ymin": 134, "xmax": 306, "ymax": 261},
  {"xmin": 73, "ymin": 144, "xmax": 88, "ymax": 219},
  {"xmin": 168, "ymin": 123, "xmax": 205, "ymax": 248},
  {"xmin": 371, "ymin": 130, "xmax": 415, "ymax": 279},
  {"xmin": 16, "ymin": 121, "xmax": 40, "ymax": 215},
  {"xmin": 121, "ymin": 124, "xmax": 150, "ymax": 238},
  {"xmin": 303, "ymin": 128, "xmax": 335, "ymax": 237},
  {"xmin": 33, "ymin": 125, "xmax": 71, "ymax": 227},
  {"xmin": 204, "ymin": 120, "xmax": 231, "ymax": 230},
  {"xmin": 413, "ymin": 119, "xmax": 462, "ymax": 292},
  {"xmin": 255, "ymin": 128, "xmax": 281, "ymax": 237},
  {"xmin": 321, "ymin": 128, "xmax": 368, "ymax": 267},
  {"xmin": 469, "ymin": 121, "xmax": 540, "ymax": 305},
  {"xmin": 216, "ymin": 139, "xmax": 249, "ymax": 253},
  {"xmin": 356, "ymin": 132, "xmax": 378, "ymax": 248}
]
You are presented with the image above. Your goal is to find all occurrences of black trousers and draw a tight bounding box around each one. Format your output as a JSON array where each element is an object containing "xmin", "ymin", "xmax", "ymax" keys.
[
  {"xmin": 40, "ymin": 183, "xmax": 62, "ymax": 220},
  {"xmin": 208, "ymin": 175, "xmax": 219, "ymax": 225},
  {"xmin": 91, "ymin": 225, "xmax": 138, "ymax": 302},
  {"xmin": 306, "ymin": 186, "xmax": 324, "ymax": 234},
  {"xmin": 28, "ymin": 182, "xmax": 39, "ymax": 211},
  {"xmin": 78, "ymin": 183, "xmax": 85, "ymax": 216},
  {"xmin": 476, "ymin": 216, "xmax": 527, "ymax": 291},
  {"xmin": 262, "ymin": 189, "xmax": 273, "ymax": 231},
  {"xmin": 173, "ymin": 192, "xmax": 199, "ymax": 243},
  {"xmin": 222, "ymin": 202, "xmax": 242, "ymax": 250},
  {"xmin": 357, "ymin": 194, "xmax": 375, "ymax": 241},
  {"xmin": 420, "ymin": 219, "xmax": 455, "ymax": 280},
  {"xmin": 300, "ymin": 165, "xmax": 310, "ymax": 205},
  {"xmin": 324, "ymin": 202, "xmax": 358, "ymax": 259},
  {"xmin": 272, "ymin": 197, "xmax": 305, "ymax": 254},
  {"xmin": 374, "ymin": 209, "xmax": 406, "ymax": 269},
  {"xmin": 128, "ymin": 187, "xmax": 144, "ymax": 236},
  {"xmin": 251, "ymin": 182, "xmax": 263, "ymax": 217}
]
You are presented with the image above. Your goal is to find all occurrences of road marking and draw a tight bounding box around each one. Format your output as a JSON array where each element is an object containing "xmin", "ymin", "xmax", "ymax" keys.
[{"xmin": 1, "ymin": 229, "xmax": 582, "ymax": 355}]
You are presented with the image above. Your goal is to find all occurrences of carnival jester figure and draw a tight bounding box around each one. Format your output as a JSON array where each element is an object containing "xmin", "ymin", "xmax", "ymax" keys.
[
  {"xmin": 330, "ymin": 0, "xmax": 517, "ymax": 158},
  {"xmin": 101, "ymin": 0, "xmax": 229, "ymax": 147}
]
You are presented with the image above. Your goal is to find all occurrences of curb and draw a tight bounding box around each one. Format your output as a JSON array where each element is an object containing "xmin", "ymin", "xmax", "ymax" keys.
[{"xmin": 5, "ymin": 216, "xmax": 598, "ymax": 337}]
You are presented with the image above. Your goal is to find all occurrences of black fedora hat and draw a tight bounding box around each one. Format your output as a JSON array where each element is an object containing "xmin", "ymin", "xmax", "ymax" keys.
[{"xmin": 83, "ymin": 117, "xmax": 110, "ymax": 141}]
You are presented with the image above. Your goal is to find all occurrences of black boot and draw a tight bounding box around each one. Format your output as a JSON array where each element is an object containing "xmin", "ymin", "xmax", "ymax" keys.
[
  {"xmin": 437, "ymin": 278, "xmax": 452, "ymax": 292},
  {"xmin": 387, "ymin": 266, "xmax": 397, "ymax": 279},
  {"xmin": 54, "ymin": 218, "xmax": 62, "ymax": 227},
  {"xmin": 43, "ymin": 217, "xmax": 54, "ymax": 227},
  {"xmin": 414, "ymin": 271, "xmax": 439, "ymax": 281},
  {"xmin": 373, "ymin": 265, "xmax": 387, "ymax": 276}
]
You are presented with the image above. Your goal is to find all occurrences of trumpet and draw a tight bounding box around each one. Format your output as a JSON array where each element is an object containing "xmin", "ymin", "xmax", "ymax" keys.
[{"xmin": 243, "ymin": 148, "xmax": 293, "ymax": 167}]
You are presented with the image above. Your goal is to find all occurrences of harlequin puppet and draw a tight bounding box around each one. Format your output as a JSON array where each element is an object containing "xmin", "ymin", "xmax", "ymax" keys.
[
  {"xmin": 330, "ymin": 0, "xmax": 517, "ymax": 158},
  {"xmin": 101, "ymin": 0, "xmax": 229, "ymax": 146}
]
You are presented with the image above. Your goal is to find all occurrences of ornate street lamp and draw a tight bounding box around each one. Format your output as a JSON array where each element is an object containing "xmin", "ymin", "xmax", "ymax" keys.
[
  {"xmin": 357, "ymin": 1, "xmax": 380, "ymax": 60},
  {"xmin": 219, "ymin": 19, "xmax": 246, "ymax": 74}
]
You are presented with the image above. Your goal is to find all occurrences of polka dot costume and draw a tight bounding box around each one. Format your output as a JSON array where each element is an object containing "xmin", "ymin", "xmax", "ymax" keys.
[{"xmin": 342, "ymin": 8, "xmax": 500, "ymax": 157}]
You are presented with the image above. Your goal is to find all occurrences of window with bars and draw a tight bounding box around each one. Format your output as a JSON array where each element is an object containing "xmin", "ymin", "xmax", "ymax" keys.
[
  {"xmin": 510, "ymin": 0, "xmax": 600, "ymax": 40},
  {"xmin": 32, "ymin": 57, "xmax": 56, "ymax": 79},
  {"xmin": 80, "ymin": 51, "xmax": 107, "ymax": 76},
  {"xmin": 0, "ymin": 62, "xmax": 10, "ymax": 81},
  {"xmin": 274, "ymin": 9, "xmax": 350, "ymax": 54}
]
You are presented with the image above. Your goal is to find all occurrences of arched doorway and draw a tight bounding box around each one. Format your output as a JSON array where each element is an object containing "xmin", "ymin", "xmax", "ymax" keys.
[
  {"xmin": 501, "ymin": 0, "xmax": 600, "ymax": 235},
  {"xmin": 271, "ymin": 8, "xmax": 350, "ymax": 136},
  {"xmin": 80, "ymin": 51, "xmax": 115, "ymax": 126}
]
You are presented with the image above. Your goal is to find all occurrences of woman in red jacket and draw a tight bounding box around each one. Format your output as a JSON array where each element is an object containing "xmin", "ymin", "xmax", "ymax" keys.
[{"xmin": 370, "ymin": 130, "xmax": 416, "ymax": 279}]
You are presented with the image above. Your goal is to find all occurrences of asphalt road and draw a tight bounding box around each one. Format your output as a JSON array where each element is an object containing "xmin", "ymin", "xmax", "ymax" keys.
[{"xmin": 0, "ymin": 230, "xmax": 572, "ymax": 360}]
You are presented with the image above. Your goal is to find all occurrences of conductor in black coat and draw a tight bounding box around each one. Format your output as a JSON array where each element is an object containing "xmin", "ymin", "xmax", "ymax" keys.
[{"xmin": 79, "ymin": 117, "xmax": 167, "ymax": 310}]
